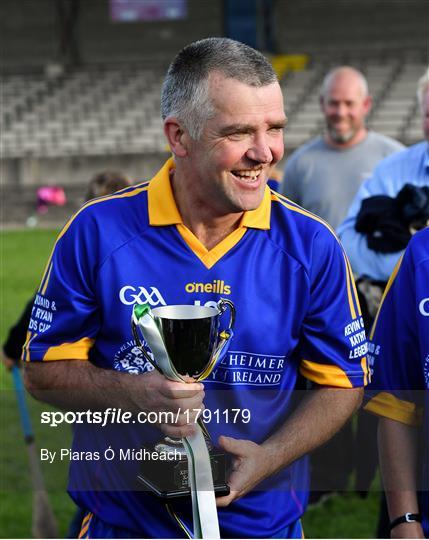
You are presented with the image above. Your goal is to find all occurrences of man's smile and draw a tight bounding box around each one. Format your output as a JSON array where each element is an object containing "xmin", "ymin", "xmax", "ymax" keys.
[{"xmin": 230, "ymin": 168, "xmax": 263, "ymax": 184}]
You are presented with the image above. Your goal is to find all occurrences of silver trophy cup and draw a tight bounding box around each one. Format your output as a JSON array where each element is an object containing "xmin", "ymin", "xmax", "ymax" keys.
[{"xmin": 131, "ymin": 298, "xmax": 235, "ymax": 499}]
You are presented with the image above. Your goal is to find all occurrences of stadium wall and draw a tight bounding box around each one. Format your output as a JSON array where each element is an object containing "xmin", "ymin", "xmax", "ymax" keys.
[
  {"xmin": 1, "ymin": 0, "xmax": 427, "ymax": 71},
  {"xmin": 0, "ymin": 0, "xmax": 223, "ymax": 70},
  {"xmin": 1, "ymin": 153, "xmax": 170, "ymax": 226},
  {"xmin": 275, "ymin": 0, "xmax": 429, "ymax": 56},
  {"xmin": 1, "ymin": 153, "xmax": 168, "ymax": 187}
]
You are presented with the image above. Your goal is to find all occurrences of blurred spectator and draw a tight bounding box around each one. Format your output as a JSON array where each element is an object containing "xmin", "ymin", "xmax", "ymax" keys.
[
  {"xmin": 281, "ymin": 66, "xmax": 404, "ymax": 228},
  {"xmin": 338, "ymin": 67, "xmax": 429, "ymax": 282},
  {"xmin": 3, "ymin": 170, "xmax": 131, "ymax": 371},
  {"xmin": 36, "ymin": 186, "xmax": 67, "ymax": 215},
  {"xmin": 85, "ymin": 170, "xmax": 131, "ymax": 200}
]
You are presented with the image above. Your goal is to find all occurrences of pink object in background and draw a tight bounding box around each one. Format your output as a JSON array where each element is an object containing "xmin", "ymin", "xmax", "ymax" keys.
[{"xmin": 36, "ymin": 186, "xmax": 67, "ymax": 215}]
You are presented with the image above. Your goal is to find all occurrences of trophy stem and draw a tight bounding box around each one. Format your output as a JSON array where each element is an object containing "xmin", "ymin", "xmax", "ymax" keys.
[
  {"xmin": 155, "ymin": 433, "xmax": 213, "ymax": 455},
  {"xmin": 155, "ymin": 437, "xmax": 187, "ymax": 456}
]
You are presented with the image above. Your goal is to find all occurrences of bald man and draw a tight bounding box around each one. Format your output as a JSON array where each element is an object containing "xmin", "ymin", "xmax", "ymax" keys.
[{"xmin": 281, "ymin": 66, "xmax": 403, "ymax": 229}]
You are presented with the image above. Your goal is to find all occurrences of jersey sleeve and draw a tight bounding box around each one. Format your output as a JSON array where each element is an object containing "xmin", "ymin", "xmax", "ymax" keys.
[
  {"xmin": 364, "ymin": 244, "xmax": 425, "ymax": 426},
  {"xmin": 22, "ymin": 210, "xmax": 101, "ymax": 363},
  {"xmin": 298, "ymin": 227, "xmax": 368, "ymax": 388}
]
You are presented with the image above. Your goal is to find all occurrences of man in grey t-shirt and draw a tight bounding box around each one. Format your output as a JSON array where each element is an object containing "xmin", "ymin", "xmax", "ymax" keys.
[{"xmin": 281, "ymin": 66, "xmax": 404, "ymax": 229}]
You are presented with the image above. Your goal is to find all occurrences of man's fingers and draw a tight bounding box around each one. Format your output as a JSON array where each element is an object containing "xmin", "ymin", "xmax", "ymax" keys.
[
  {"xmin": 160, "ymin": 422, "xmax": 196, "ymax": 439},
  {"xmin": 216, "ymin": 490, "xmax": 238, "ymax": 507},
  {"xmin": 172, "ymin": 407, "xmax": 204, "ymax": 426},
  {"xmin": 161, "ymin": 391, "xmax": 205, "ymax": 416},
  {"xmin": 160, "ymin": 380, "xmax": 204, "ymax": 399},
  {"xmin": 218, "ymin": 435, "xmax": 249, "ymax": 456}
]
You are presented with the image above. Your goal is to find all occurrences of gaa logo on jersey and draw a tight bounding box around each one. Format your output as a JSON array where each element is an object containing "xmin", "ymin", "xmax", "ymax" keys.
[
  {"xmin": 119, "ymin": 285, "xmax": 166, "ymax": 306},
  {"xmin": 113, "ymin": 340, "xmax": 155, "ymax": 374}
]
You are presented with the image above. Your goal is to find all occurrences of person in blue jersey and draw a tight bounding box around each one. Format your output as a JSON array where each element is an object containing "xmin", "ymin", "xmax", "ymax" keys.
[
  {"xmin": 336, "ymin": 68, "xmax": 429, "ymax": 535},
  {"xmin": 23, "ymin": 38, "xmax": 366, "ymax": 539},
  {"xmin": 338, "ymin": 67, "xmax": 429, "ymax": 283},
  {"xmin": 364, "ymin": 227, "xmax": 429, "ymax": 538}
]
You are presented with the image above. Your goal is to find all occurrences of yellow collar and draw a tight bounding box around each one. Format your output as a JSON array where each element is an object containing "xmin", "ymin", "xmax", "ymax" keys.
[{"xmin": 148, "ymin": 158, "xmax": 271, "ymax": 229}]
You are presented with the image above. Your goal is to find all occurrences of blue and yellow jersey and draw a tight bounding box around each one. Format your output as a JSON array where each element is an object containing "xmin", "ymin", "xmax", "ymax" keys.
[
  {"xmin": 365, "ymin": 227, "xmax": 429, "ymax": 536},
  {"xmin": 25, "ymin": 158, "xmax": 367, "ymax": 538}
]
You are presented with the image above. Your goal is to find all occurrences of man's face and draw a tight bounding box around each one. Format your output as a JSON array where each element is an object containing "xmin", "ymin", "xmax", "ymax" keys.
[
  {"xmin": 422, "ymin": 88, "xmax": 429, "ymax": 142},
  {"xmin": 320, "ymin": 72, "xmax": 371, "ymax": 145},
  {"xmin": 183, "ymin": 74, "xmax": 286, "ymax": 215}
]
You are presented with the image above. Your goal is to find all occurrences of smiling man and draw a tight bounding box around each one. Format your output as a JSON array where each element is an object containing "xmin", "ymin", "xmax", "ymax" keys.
[
  {"xmin": 281, "ymin": 66, "xmax": 403, "ymax": 229},
  {"xmin": 165, "ymin": 70, "xmax": 286, "ymax": 248},
  {"xmin": 24, "ymin": 38, "xmax": 366, "ymax": 538}
]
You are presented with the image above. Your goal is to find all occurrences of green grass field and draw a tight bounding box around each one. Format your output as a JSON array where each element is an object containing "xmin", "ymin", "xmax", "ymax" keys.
[
  {"xmin": 0, "ymin": 229, "xmax": 381, "ymax": 538},
  {"xmin": 0, "ymin": 229, "xmax": 76, "ymax": 538}
]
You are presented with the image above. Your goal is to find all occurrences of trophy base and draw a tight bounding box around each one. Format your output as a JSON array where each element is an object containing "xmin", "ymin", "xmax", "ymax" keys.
[{"xmin": 137, "ymin": 443, "xmax": 230, "ymax": 500}]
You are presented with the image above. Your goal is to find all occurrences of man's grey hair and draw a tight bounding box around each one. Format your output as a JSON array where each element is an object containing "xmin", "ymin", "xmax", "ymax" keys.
[
  {"xmin": 161, "ymin": 37, "xmax": 278, "ymax": 140},
  {"xmin": 320, "ymin": 66, "xmax": 369, "ymax": 100},
  {"xmin": 417, "ymin": 67, "xmax": 429, "ymax": 111}
]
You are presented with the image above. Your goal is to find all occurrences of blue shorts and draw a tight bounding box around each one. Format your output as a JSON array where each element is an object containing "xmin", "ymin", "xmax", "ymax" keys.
[{"xmin": 78, "ymin": 511, "xmax": 304, "ymax": 539}]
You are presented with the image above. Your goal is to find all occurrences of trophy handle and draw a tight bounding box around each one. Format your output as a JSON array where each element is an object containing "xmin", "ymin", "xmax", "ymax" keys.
[
  {"xmin": 217, "ymin": 298, "xmax": 235, "ymax": 331},
  {"xmin": 131, "ymin": 310, "xmax": 163, "ymax": 374}
]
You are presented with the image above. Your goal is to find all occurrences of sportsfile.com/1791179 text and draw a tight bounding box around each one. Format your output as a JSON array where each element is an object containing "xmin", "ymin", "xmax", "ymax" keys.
[{"xmin": 40, "ymin": 407, "xmax": 251, "ymax": 427}]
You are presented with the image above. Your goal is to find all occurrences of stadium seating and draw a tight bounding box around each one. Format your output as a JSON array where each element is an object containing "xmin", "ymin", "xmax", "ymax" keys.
[
  {"xmin": 2, "ymin": 59, "xmax": 426, "ymax": 162},
  {"xmin": 1, "ymin": 65, "xmax": 168, "ymax": 158}
]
